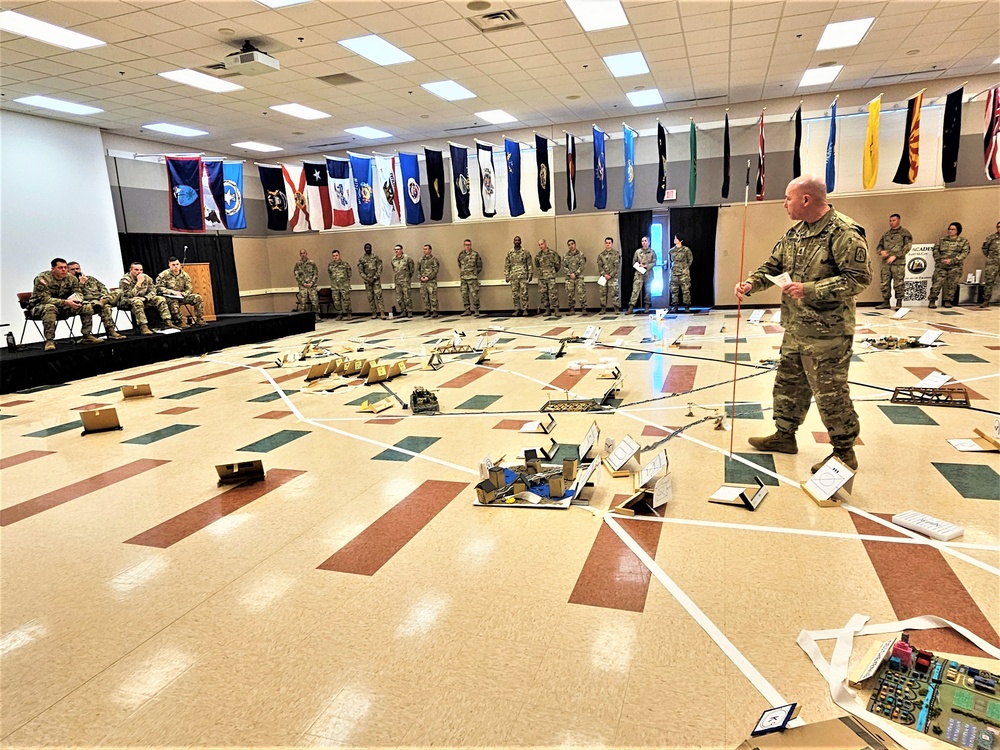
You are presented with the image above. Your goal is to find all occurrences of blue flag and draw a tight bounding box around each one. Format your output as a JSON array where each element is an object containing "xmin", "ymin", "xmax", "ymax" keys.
[
  {"xmin": 398, "ymin": 152, "xmax": 425, "ymax": 225},
  {"xmin": 826, "ymin": 99, "xmax": 837, "ymax": 193},
  {"xmin": 166, "ymin": 156, "xmax": 204, "ymax": 232},
  {"xmin": 222, "ymin": 162, "xmax": 245, "ymax": 229},
  {"xmin": 350, "ymin": 153, "xmax": 376, "ymax": 226},
  {"xmin": 623, "ymin": 125, "xmax": 635, "ymax": 209},
  {"xmin": 450, "ymin": 144, "xmax": 471, "ymax": 219},
  {"xmin": 505, "ymin": 138, "xmax": 524, "ymax": 217},
  {"xmin": 593, "ymin": 126, "xmax": 607, "ymax": 210}
]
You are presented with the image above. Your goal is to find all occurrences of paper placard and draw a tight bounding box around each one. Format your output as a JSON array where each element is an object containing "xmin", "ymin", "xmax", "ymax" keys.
[
  {"xmin": 519, "ymin": 413, "xmax": 556, "ymax": 434},
  {"xmin": 597, "ymin": 275, "xmax": 607, "ymax": 287},
  {"xmin": 579, "ymin": 421, "xmax": 600, "ymax": 460},
  {"xmin": 917, "ymin": 330, "xmax": 941, "ymax": 345},
  {"xmin": 582, "ymin": 325, "xmax": 595, "ymax": 339},
  {"xmin": 748, "ymin": 309, "xmax": 764, "ymax": 324},
  {"xmin": 708, "ymin": 477, "xmax": 768, "ymax": 511},
  {"xmin": 947, "ymin": 438, "xmax": 990, "ymax": 452},
  {"xmin": 891, "ymin": 307, "xmax": 909, "ymax": 318},
  {"xmin": 605, "ymin": 434, "xmax": 639, "ymax": 472},
  {"xmin": 769, "ymin": 310, "xmax": 781, "ymax": 323},
  {"xmin": 914, "ymin": 370, "xmax": 952, "ymax": 389},
  {"xmin": 633, "ymin": 262, "xmax": 646, "ymax": 275},
  {"xmin": 765, "ymin": 272, "xmax": 791, "ymax": 287},
  {"xmin": 635, "ymin": 450, "xmax": 667, "ymax": 488},
  {"xmin": 804, "ymin": 457, "xmax": 853, "ymax": 501}
]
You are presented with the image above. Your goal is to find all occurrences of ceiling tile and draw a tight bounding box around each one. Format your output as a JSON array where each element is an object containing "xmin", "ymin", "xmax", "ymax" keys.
[
  {"xmin": 399, "ymin": 1, "xmax": 462, "ymax": 25},
  {"xmin": 514, "ymin": 1, "xmax": 574, "ymax": 24}
]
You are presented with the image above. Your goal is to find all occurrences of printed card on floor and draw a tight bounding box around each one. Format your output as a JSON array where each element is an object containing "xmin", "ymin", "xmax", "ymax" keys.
[
  {"xmin": 917, "ymin": 330, "xmax": 941, "ymax": 345},
  {"xmin": 770, "ymin": 310, "xmax": 781, "ymax": 323},
  {"xmin": 892, "ymin": 307, "xmax": 909, "ymax": 318},
  {"xmin": 748, "ymin": 309, "xmax": 764, "ymax": 324},
  {"xmin": 914, "ymin": 370, "xmax": 952, "ymax": 388},
  {"xmin": 804, "ymin": 457, "xmax": 852, "ymax": 501}
]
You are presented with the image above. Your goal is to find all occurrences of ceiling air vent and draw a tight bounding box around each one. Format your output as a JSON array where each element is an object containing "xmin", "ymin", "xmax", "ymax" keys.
[
  {"xmin": 308, "ymin": 140, "xmax": 352, "ymax": 151},
  {"xmin": 467, "ymin": 9, "xmax": 524, "ymax": 32},
  {"xmin": 318, "ymin": 73, "xmax": 362, "ymax": 86}
]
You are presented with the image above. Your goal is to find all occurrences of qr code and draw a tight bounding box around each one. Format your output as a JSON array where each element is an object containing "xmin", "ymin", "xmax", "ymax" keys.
[{"xmin": 904, "ymin": 280, "xmax": 928, "ymax": 301}]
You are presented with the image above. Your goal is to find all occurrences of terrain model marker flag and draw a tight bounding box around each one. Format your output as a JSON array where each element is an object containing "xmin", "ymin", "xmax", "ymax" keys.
[
  {"xmin": 166, "ymin": 156, "xmax": 205, "ymax": 233},
  {"xmin": 326, "ymin": 157, "xmax": 356, "ymax": 227},
  {"xmin": 941, "ymin": 85, "xmax": 963, "ymax": 184},
  {"xmin": 892, "ymin": 89, "xmax": 924, "ymax": 185},
  {"xmin": 656, "ymin": 121, "xmax": 668, "ymax": 204},
  {"xmin": 424, "ymin": 148, "xmax": 446, "ymax": 221},
  {"xmin": 257, "ymin": 163, "xmax": 287, "ymax": 231},
  {"xmin": 623, "ymin": 123, "xmax": 636, "ymax": 209},
  {"xmin": 222, "ymin": 161, "xmax": 245, "ymax": 230},
  {"xmin": 449, "ymin": 143, "xmax": 471, "ymax": 220},
  {"xmin": 535, "ymin": 133, "xmax": 551, "ymax": 212},
  {"xmin": 303, "ymin": 160, "xmax": 333, "ymax": 230},
  {"xmin": 688, "ymin": 119, "xmax": 697, "ymax": 206},
  {"xmin": 349, "ymin": 152, "xmax": 376, "ymax": 226},
  {"xmin": 374, "ymin": 154, "xmax": 401, "ymax": 226},
  {"xmin": 476, "ymin": 142, "xmax": 496, "ymax": 218},
  {"xmin": 282, "ymin": 163, "xmax": 310, "ymax": 232},
  {"xmin": 862, "ymin": 94, "xmax": 881, "ymax": 190},
  {"xmin": 565, "ymin": 132, "xmax": 577, "ymax": 211},
  {"xmin": 202, "ymin": 158, "xmax": 227, "ymax": 230},
  {"xmin": 398, "ymin": 152, "xmax": 425, "ymax": 225},
  {"xmin": 986, "ymin": 86, "xmax": 1000, "ymax": 181},
  {"xmin": 593, "ymin": 125, "xmax": 607, "ymax": 209},
  {"xmin": 505, "ymin": 138, "xmax": 524, "ymax": 217},
  {"xmin": 825, "ymin": 97, "xmax": 838, "ymax": 193},
  {"xmin": 721, "ymin": 112, "xmax": 731, "ymax": 200},
  {"xmin": 755, "ymin": 110, "xmax": 765, "ymax": 201},
  {"xmin": 792, "ymin": 103, "xmax": 803, "ymax": 179}
]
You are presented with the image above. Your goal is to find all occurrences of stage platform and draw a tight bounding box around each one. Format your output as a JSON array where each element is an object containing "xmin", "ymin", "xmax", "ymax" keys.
[{"xmin": 0, "ymin": 313, "xmax": 314, "ymax": 394}]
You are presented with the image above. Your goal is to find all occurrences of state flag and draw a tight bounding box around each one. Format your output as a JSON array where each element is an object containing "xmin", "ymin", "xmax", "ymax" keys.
[
  {"xmin": 688, "ymin": 121, "xmax": 697, "ymax": 206},
  {"xmin": 863, "ymin": 96, "xmax": 881, "ymax": 190},
  {"xmin": 593, "ymin": 126, "xmax": 607, "ymax": 210},
  {"xmin": 425, "ymin": 148, "xmax": 446, "ymax": 220},
  {"xmin": 755, "ymin": 113, "xmax": 765, "ymax": 201},
  {"xmin": 721, "ymin": 114, "xmax": 730, "ymax": 200},
  {"xmin": 349, "ymin": 153, "xmax": 376, "ymax": 226},
  {"xmin": 623, "ymin": 124, "xmax": 635, "ymax": 210},
  {"xmin": 222, "ymin": 162, "xmax": 245, "ymax": 230},
  {"xmin": 505, "ymin": 138, "xmax": 524, "ymax": 217},
  {"xmin": 566, "ymin": 133, "xmax": 576, "ymax": 211},
  {"xmin": 941, "ymin": 87, "xmax": 963, "ymax": 184},
  {"xmin": 793, "ymin": 105, "xmax": 802, "ymax": 179},
  {"xmin": 825, "ymin": 99, "xmax": 837, "ymax": 193},
  {"xmin": 892, "ymin": 91, "xmax": 923, "ymax": 185},
  {"xmin": 166, "ymin": 156, "xmax": 204, "ymax": 233},
  {"xmin": 282, "ymin": 163, "xmax": 310, "ymax": 232},
  {"xmin": 450, "ymin": 144, "xmax": 471, "ymax": 220},
  {"xmin": 535, "ymin": 134, "xmax": 551, "ymax": 212},
  {"xmin": 398, "ymin": 152, "xmax": 425, "ymax": 225},
  {"xmin": 257, "ymin": 164, "xmax": 287, "ymax": 231},
  {"xmin": 326, "ymin": 157, "xmax": 356, "ymax": 227},
  {"xmin": 202, "ymin": 158, "xmax": 226, "ymax": 230},
  {"xmin": 374, "ymin": 155, "xmax": 401, "ymax": 226},
  {"xmin": 303, "ymin": 161, "xmax": 333, "ymax": 230},
  {"xmin": 656, "ymin": 122, "xmax": 668, "ymax": 203},
  {"xmin": 476, "ymin": 143, "xmax": 496, "ymax": 218},
  {"xmin": 986, "ymin": 86, "xmax": 1000, "ymax": 181}
]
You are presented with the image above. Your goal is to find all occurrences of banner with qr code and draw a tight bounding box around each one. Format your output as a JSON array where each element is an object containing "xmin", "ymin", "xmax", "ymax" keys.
[{"xmin": 903, "ymin": 244, "xmax": 935, "ymax": 306}]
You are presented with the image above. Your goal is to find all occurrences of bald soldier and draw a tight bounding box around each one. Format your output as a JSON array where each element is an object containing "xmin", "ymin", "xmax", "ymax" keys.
[{"xmin": 735, "ymin": 175, "xmax": 871, "ymax": 473}]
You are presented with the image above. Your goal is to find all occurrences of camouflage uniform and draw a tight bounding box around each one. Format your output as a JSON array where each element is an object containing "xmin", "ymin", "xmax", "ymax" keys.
[
  {"xmin": 357, "ymin": 253, "xmax": 385, "ymax": 316},
  {"xmin": 504, "ymin": 246, "xmax": 533, "ymax": 313},
  {"xmin": 928, "ymin": 236, "xmax": 971, "ymax": 307},
  {"xmin": 77, "ymin": 274, "xmax": 120, "ymax": 334},
  {"xmin": 294, "ymin": 260, "xmax": 320, "ymax": 320},
  {"xmin": 875, "ymin": 226, "xmax": 912, "ymax": 305},
  {"xmin": 327, "ymin": 259, "xmax": 352, "ymax": 317},
  {"xmin": 743, "ymin": 207, "xmax": 871, "ymax": 453},
  {"xmin": 668, "ymin": 244, "xmax": 693, "ymax": 307},
  {"xmin": 534, "ymin": 248, "xmax": 562, "ymax": 313},
  {"xmin": 629, "ymin": 247, "xmax": 657, "ymax": 309},
  {"xmin": 417, "ymin": 253, "xmax": 440, "ymax": 315},
  {"xmin": 28, "ymin": 270, "xmax": 96, "ymax": 342},
  {"xmin": 391, "ymin": 253, "xmax": 415, "ymax": 317},
  {"xmin": 563, "ymin": 249, "xmax": 587, "ymax": 311},
  {"xmin": 980, "ymin": 231, "xmax": 1000, "ymax": 305},
  {"xmin": 118, "ymin": 272, "xmax": 172, "ymax": 328},
  {"xmin": 155, "ymin": 268, "xmax": 205, "ymax": 325},
  {"xmin": 596, "ymin": 248, "xmax": 620, "ymax": 311},
  {"xmin": 457, "ymin": 248, "xmax": 484, "ymax": 313}
]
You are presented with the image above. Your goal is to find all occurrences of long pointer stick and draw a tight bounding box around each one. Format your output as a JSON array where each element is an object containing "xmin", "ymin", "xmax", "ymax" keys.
[{"xmin": 728, "ymin": 160, "xmax": 752, "ymax": 458}]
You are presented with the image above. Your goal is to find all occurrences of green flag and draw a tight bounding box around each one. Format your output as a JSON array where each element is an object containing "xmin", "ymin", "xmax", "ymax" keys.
[{"xmin": 688, "ymin": 121, "xmax": 697, "ymax": 206}]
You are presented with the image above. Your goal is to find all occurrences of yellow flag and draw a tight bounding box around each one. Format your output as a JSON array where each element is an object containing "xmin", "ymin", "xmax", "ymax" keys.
[{"xmin": 863, "ymin": 96, "xmax": 881, "ymax": 190}]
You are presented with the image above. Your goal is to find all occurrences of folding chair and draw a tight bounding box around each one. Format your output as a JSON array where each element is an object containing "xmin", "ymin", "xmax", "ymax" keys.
[
  {"xmin": 17, "ymin": 292, "xmax": 77, "ymax": 344},
  {"xmin": 317, "ymin": 287, "xmax": 334, "ymax": 317}
]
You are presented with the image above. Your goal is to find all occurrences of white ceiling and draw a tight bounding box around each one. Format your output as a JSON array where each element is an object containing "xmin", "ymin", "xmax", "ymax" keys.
[{"xmin": 1, "ymin": 0, "xmax": 997, "ymax": 156}]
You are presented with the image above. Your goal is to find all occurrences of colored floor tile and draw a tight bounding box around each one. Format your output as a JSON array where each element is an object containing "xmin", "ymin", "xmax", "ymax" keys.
[
  {"xmin": 494, "ymin": 419, "xmax": 529, "ymax": 430},
  {"xmin": 83, "ymin": 387, "xmax": 122, "ymax": 397},
  {"xmin": 878, "ymin": 405, "xmax": 938, "ymax": 426},
  {"xmin": 569, "ymin": 514, "xmax": 662, "ymax": 612},
  {"xmin": 724, "ymin": 352, "xmax": 751, "ymax": 362},
  {"xmin": 247, "ymin": 390, "xmax": 297, "ymax": 403},
  {"xmin": 626, "ymin": 352, "xmax": 652, "ymax": 361},
  {"xmin": 0, "ymin": 450, "xmax": 55, "ymax": 470},
  {"xmin": 162, "ymin": 387, "xmax": 215, "ymax": 400},
  {"xmin": 255, "ymin": 410, "xmax": 292, "ymax": 420},
  {"xmin": 0, "ymin": 414, "xmax": 15, "ymax": 420},
  {"xmin": 372, "ymin": 436, "xmax": 440, "ymax": 462},
  {"xmin": 932, "ymin": 463, "xmax": 1000, "ymax": 501},
  {"xmin": 661, "ymin": 365, "xmax": 697, "ymax": 393},
  {"xmin": 724, "ymin": 452, "xmax": 779, "ymax": 486},
  {"xmin": 684, "ymin": 326, "xmax": 706, "ymax": 335},
  {"xmin": 943, "ymin": 353, "xmax": 989, "ymax": 363},
  {"xmin": 237, "ymin": 430, "xmax": 311, "ymax": 453},
  {"xmin": 122, "ymin": 424, "xmax": 199, "ymax": 445},
  {"xmin": 1, "ymin": 400, "xmax": 32, "ymax": 407},
  {"xmin": 936, "ymin": 310, "xmax": 963, "ymax": 315},
  {"xmin": 114, "ymin": 361, "xmax": 204, "ymax": 380},
  {"xmin": 24, "ymin": 420, "xmax": 82, "ymax": 438},
  {"xmin": 455, "ymin": 394, "xmax": 502, "ymax": 410},
  {"xmin": 71, "ymin": 402, "xmax": 110, "ymax": 411},
  {"xmin": 244, "ymin": 350, "xmax": 279, "ymax": 359},
  {"xmin": 158, "ymin": 406, "xmax": 198, "ymax": 415},
  {"xmin": 724, "ymin": 337, "xmax": 747, "ymax": 344},
  {"xmin": 724, "ymin": 402, "xmax": 765, "ymax": 419},
  {"xmin": 347, "ymin": 391, "xmax": 390, "ymax": 406},
  {"xmin": 15, "ymin": 383, "xmax": 68, "ymax": 394}
]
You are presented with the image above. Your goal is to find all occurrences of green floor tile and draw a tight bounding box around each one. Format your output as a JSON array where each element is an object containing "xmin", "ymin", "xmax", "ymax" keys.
[
  {"xmin": 123, "ymin": 424, "xmax": 199, "ymax": 445},
  {"xmin": 373, "ymin": 436, "xmax": 440, "ymax": 462},
  {"xmin": 724, "ymin": 402, "xmax": 764, "ymax": 420},
  {"xmin": 245, "ymin": 350, "xmax": 279, "ymax": 359},
  {"xmin": 936, "ymin": 310, "xmax": 962, "ymax": 315},
  {"xmin": 16, "ymin": 383, "xmax": 68, "ymax": 394},
  {"xmin": 627, "ymin": 352, "xmax": 653, "ymax": 360},
  {"xmin": 24, "ymin": 420, "xmax": 82, "ymax": 438},
  {"xmin": 0, "ymin": 414, "xmax": 15, "ymax": 420},
  {"xmin": 724, "ymin": 337, "xmax": 748, "ymax": 343},
  {"xmin": 724, "ymin": 352, "xmax": 751, "ymax": 362},
  {"xmin": 162, "ymin": 387, "xmax": 215, "ymax": 400},
  {"xmin": 347, "ymin": 391, "xmax": 389, "ymax": 406},
  {"xmin": 932, "ymin": 462, "xmax": 1000, "ymax": 501},
  {"xmin": 497, "ymin": 337, "xmax": 515, "ymax": 344},
  {"xmin": 943, "ymin": 353, "xmax": 988, "ymax": 363},
  {"xmin": 724, "ymin": 452, "xmax": 779, "ymax": 486},
  {"xmin": 85, "ymin": 386, "xmax": 124, "ymax": 397},
  {"xmin": 878, "ymin": 405, "xmax": 938, "ymax": 426},
  {"xmin": 247, "ymin": 390, "xmax": 298, "ymax": 403},
  {"xmin": 456, "ymin": 394, "xmax": 501, "ymax": 410},
  {"xmin": 238, "ymin": 429, "xmax": 310, "ymax": 453},
  {"xmin": 379, "ymin": 352, "xmax": 406, "ymax": 360}
]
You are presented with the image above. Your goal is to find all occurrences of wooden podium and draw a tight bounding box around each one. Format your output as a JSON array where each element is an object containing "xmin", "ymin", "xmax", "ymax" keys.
[{"xmin": 184, "ymin": 263, "xmax": 216, "ymax": 322}]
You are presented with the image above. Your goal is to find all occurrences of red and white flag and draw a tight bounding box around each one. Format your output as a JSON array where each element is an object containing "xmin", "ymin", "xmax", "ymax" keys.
[
  {"xmin": 986, "ymin": 86, "xmax": 1000, "ymax": 181},
  {"xmin": 282, "ymin": 163, "xmax": 310, "ymax": 232},
  {"xmin": 302, "ymin": 161, "xmax": 333, "ymax": 230},
  {"xmin": 755, "ymin": 112, "xmax": 765, "ymax": 201},
  {"xmin": 326, "ymin": 157, "xmax": 356, "ymax": 227},
  {"xmin": 374, "ymin": 155, "xmax": 401, "ymax": 226}
]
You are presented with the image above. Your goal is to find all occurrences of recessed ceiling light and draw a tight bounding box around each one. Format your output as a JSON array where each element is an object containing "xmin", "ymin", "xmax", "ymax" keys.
[
  {"xmin": 345, "ymin": 126, "xmax": 393, "ymax": 139},
  {"xmin": 467, "ymin": 1, "xmax": 491, "ymax": 10},
  {"xmin": 816, "ymin": 18, "xmax": 874, "ymax": 50},
  {"xmin": 421, "ymin": 80, "xmax": 477, "ymax": 101},
  {"xmin": 159, "ymin": 69, "xmax": 244, "ymax": 93},
  {"xmin": 799, "ymin": 64, "xmax": 843, "ymax": 87},
  {"xmin": 232, "ymin": 141, "xmax": 283, "ymax": 152},
  {"xmin": 14, "ymin": 95, "xmax": 103, "ymax": 115},
  {"xmin": 339, "ymin": 34, "xmax": 414, "ymax": 66},
  {"xmin": 565, "ymin": 0, "xmax": 628, "ymax": 32},
  {"xmin": 254, "ymin": 0, "xmax": 312, "ymax": 8},
  {"xmin": 475, "ymin": 109, "xmax": 517, "ymax": 124},
  {"xmin": 143, "ymin": 122, "xmax": 208, "ymax": 137},
  {"xmin": 270, "ymin": 103, "xmax": 331, "ymax": 120},
  {"xmin": 0, "ymin": 10, "xmax": 105, "ymax": 50},
  {"xmin": 626, "ymin": 89, "xmax": 662, "ymax": 107},
  {"xmin": 603, "ymin": 51, "xmax": 649, "ymax": 78}
]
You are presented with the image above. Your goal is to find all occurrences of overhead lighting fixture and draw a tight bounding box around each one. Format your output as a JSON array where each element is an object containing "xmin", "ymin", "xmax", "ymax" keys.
[
  {"xmin": 0, "ymin": 10, "xmax": 105, "ymax": 50},
  {"xmin": 270, "ymin": 103, "xmax": 331, "ymax": 120},
  {"xmin": 338, "ymin": 34, "xmax": 414, "ymax": 66},
  {"xmin": 799, "ymin": 65, "xmax": 843, "ymax": 87},
  {"xmin": 816, "ymin": 18, "xmax": 874, "ymax": 50},
  {"xmin": 232, "ymin": 141, "xmax": 283, "ymax": 152},
  {"xmin": 475, "ymin": 109, "xmax": 517, "ymax": 124},
  {"xmin": 626, "ymin": 89, "xmax": 663, "ymax": 107},
  {"xmin": 159, "ymin": 69, "xmax": 244, "ymax": 93},
  {"xmin": 254, "ymin": 0, "xmax": 312, "ymax": 7},
  {"xmin": 421, "ymin": 80, "xmax": 476, "ymax": 101},
  {"xmin": 14, "ymin": 94, "xmax": 103, "ymax": 115},
  {"xmin": 565, "ymin": 0, "xmax": 628, "ymax": 32},
  {"xmin": 345, "ymin": 126, "xmax": 393, "ymax": 139},
  {"xmin": 143, "ymin": 122, "xmax": 208, "ymax": 137},
  {"xmin": 603, "ymin": 51, "xmax": 649, "ymax": 78}
]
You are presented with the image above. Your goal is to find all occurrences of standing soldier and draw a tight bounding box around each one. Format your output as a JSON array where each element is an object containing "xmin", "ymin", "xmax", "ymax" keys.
[
  {"xmin": 327, "ymin": 250, "xmax": 352, "ymax": 321},
  {"xmin": 928, "ymin": 222, "xmax": 971, "ymax": 309},
  {"xmin": 563, "ymin": 239, "xmax": 587, "ymax": 314},
  {"xmin": 30, "ymin": 257, "xmax": 104, "ymax": 351},
  {"xmin": 875, "ymin": 213, "xmax": 912, "ymax": 310},
  {"xmin": 980, "ymin": 221, "xmax": 1000, "ymax": 308},
  {"xmin": 118, "ymin": 262, "xmax": 176, "ymax": 335},
  {"xmin": 504, "ymin": 235, "xmax": 533, "ymax": 316},
  {"xmin": 358, "ymin": 243, "xmax": 386, "ymax": 320},
  {"xmin": 67, "ymin": 261, "xmax": 126, "ymax": 340},
  {"xmin": 534, "ymin": 239, "xmax": 563, "ymax": 317},
  {"xmin": 627, "ymin": 236, "xmax": 657, "ymax": 314},
  {"xmin": 391, "ymin": 244, "xmax": 415, "ymax": 319},
  {"xmin": 294, "ymin": 249, "xmax": 320, "ymax": 322},
  {"xmin": 457, "ymin": 239, "xmax": 484, "ymax": 317},
  {"xmin": 417, "ymin": 244, "xmax": 441, "ymax": 318},
  {"xmin": 668, "ymin": 235, "xmax": 693, "ymax": 313},
  {"xmin": 156, "ymin": 256, "xmax": 208, "ymax": 327},
  {"xmin": 596, "ymin": 237, "xmax": 620, "ymax": 314}
]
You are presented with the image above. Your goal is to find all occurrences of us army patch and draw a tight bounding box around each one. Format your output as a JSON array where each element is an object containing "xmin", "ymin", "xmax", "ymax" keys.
[{"xmin": 854, "ymin": 247, "xmax": 867, "ymax": 263}]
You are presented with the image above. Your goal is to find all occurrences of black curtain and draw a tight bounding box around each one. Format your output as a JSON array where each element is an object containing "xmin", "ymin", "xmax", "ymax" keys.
[
  {"xmin": 667, "ymin": 206, "xmax": 718, "ymax": 309},
  {"xmin": 118, "ymin": 233, "xmax": 241, "ymax": 314},
  {"xmin": 617, "ymin": 210, "xmax": 653, "ymax": 309}
]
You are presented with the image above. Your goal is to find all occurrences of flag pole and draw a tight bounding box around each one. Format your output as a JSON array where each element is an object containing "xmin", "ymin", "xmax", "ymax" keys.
[
  {"xmin": 789, "ymin": 101, "xmax": 803, "ymax": 121},
  {"xmin": 729, "ymin": 159, "xmax": 753, "ymax": 458},
  {"xmin": 446, "ymin": 141, "xmax": 467, "ymax": 149}
]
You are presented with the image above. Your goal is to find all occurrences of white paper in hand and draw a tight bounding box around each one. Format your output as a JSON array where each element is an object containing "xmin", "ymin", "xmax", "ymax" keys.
[
  {"xmin": 765, "ymin": 272, "xmax": 791, "ymax": 287},
  {"xmin": 633, "ymin": 262, "xmax": 646, "ymax": 275}
]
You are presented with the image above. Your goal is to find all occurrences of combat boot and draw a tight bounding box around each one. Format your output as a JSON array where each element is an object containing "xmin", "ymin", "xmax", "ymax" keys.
[
  {"xmin": 43, "ymin": 340, "xmax": 56, "ymax": 351},
  {"xmin": 407, "ymin": 311, "xmax": 413, "ymax": 318},
  {"xmin": 943, "ymin": 301, "xmax": 953, "ymax": 308},
  {"xmin": 175, "ymin": 318, "xmax": 190, "ymax": 329},
  {"xmin": 81, "ymin": 334, "xmax": 102, "ymax": 344},
  {"xmin": 928, "ymin": 301, "xmax": 937, "ymax": 309},
  {"xmin": 552, "ymin": 308, "xmax": 560, "ymax": 318},
  {"xmin": 599, "ymin": 307, "xmax": 605, "ymax": 315},
  {"xmin": 108, "ymin": 330, "xmax": 127, "ymax": 340},
  {"xmin": 461, "ymin": 309, "xmax": 472, "ymax": 317},
  {"xmin": 140, "ymin": 325, "xmax": 153, "ymax": 335},
  {"xmin": 626, "ymin": 306, "xmax": 634, "ymax": 314},
  {"xmin": 164, "ymin": 320, "xmax": 181, "ymax": 330},
  {"xmin": 474, "ymin": 309, "xmax": 482, "ymax": 317},
  {"xmin": 875, "ymin": 300, "xmax": 891, "ymax": 309},
  {"xmin": 380, "ymin": 312, "xmax": 388, "ymax": 320},
  {"xmin": 811, "ymin": 447, "xmax": 858, "ymax": 474},
  {"xmin": 747, "ymin": 429, "xmax": 798, "ymax": 454}
]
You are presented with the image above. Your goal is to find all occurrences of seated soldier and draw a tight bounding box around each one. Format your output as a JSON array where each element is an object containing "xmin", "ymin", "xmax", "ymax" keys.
[
  {"xmin": 155, "ymin": 256, "xmax": 207, "ymax": 328},
  {"xmin": 67, "ymin": 261, "xmax": 126, "ymax": 340},
  {"xmin": 117, "ymin": 262, "xmax": 177, "ymax": 335},
  {"xmin": 29, "ymin": 257, "xmax": 102, "ymax": 351}
]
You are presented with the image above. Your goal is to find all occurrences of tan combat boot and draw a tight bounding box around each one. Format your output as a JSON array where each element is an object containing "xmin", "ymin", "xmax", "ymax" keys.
[
  {"xmin": 108, "ymin": 330, "xmax": 127, "ymax": 340},
  {"xmin": 81, "ymin": 334, "xmax": 102, "ymax": 344},
  {"xmin": 140, "ymin": 325, "xmax": 153, "ymax": 335},
  {"xmin": 811, "ymin": 447, "xmax": 858, "ymax": 474},
  {"xmin": 164, "ymin": 320, "xmax": 181, "ymax": 330},
  {"xmin": 44, "ymin": 340, "xmax": 56, "ymax": 352},
  {"xmin": 193, "ymin": 318, "xmax": 208, "ymax": 326},
  {"xmin": 747, "ymin": 430, "xmax": 798, "ymax": 454},
  {"xmin": 875, "ymin": 300, "xmax": 891, "ymax": 309}
]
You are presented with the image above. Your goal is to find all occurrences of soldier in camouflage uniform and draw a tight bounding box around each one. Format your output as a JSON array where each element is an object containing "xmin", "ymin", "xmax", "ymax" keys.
[
  {"xmin": 457, "ymin": 239, "xmax": 483, "ymax": 317},
  {"xmin": 327, "ymin": 250, "xmax": 352, "ymax": 320},
  {"xmin": 563, "ymin": 239, "xmax": 587, "ymax": 313},
  {"xmin": 118, "ymin": 262, "xmax": 177, "ymax": 335},
  {"xmin": 156, "ymin": 257, "xmax": 207, "ymax": 328},
  {"xmin": 417, "ymin": 244, "xmax": 441, "ymax": 317},
  {"xmin": 980, "ymin": 221, "xmax": 1000, "ymax": 308},
  {"xmin": 358, "ymin": 243, "xmax": 386, "ymax": 320},
  {"xmin": 391, "ymin": 244, "xmax": 415, "ymax": 318},
  {"xmin": 29, "ymin": 257, "xmax": 104, "ymax": 351},
  {"xmin": 293, "ymin": 249, "xmax": 320, "ymax": 322},
  {"xmin": 928, "ymin": 222, "xmax": 971, "ymax": 309},
  {"xmin": 67, "ymin": 261, "xmax": 126, "ymax": 340},
  {"xmin": 534, "ymin": 239, "xmax": 563, "ymax": 317},
  {"xmin": 504, "ymin": 236, "xmax": 533, "ymax": 316},
  {"xmin": 596, "ymin": 237, "xmax": 620, "ymax": 314},
  {"xmin": 668, "ymin": 236, "xmax": 693, "ymax": 312},
  {"xmin": 735, "ymin": 175, "xmax": 871, "ymax": 472},
  {"xmin": 874, "ymin": 213, "xmax": 912, "ymax": 310},
  {"xmin": 627, "ymin": 236, "xmax": 657, "ymax": 313}
]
